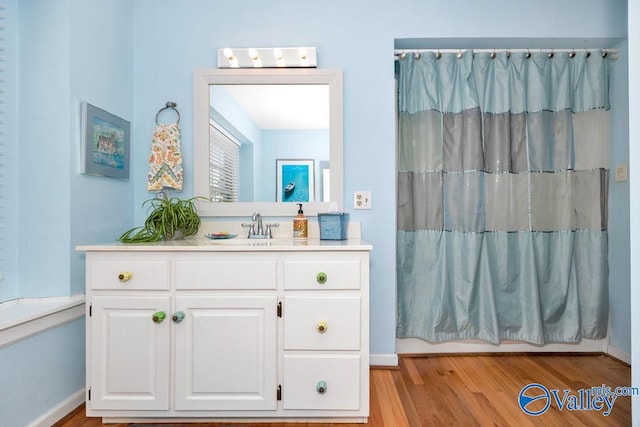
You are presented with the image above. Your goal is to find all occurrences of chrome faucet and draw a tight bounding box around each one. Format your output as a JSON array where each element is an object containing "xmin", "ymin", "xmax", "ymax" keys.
[
  {"xmin": 252, "ymin": 212, "xmax": 264, "ymax": 236},
  {"xmin": 242, "ymin": 212, "xmax": 278, "ymax": 239}
]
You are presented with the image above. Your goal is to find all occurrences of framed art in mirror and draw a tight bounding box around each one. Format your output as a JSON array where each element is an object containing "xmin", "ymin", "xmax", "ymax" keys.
[
  {"xmin": 81, "ymin": 102, "xmax": 130, "ymax": 180},
  {"xmin": 276, "ymin": 159, "xmax": 314, "ymax": 203}
]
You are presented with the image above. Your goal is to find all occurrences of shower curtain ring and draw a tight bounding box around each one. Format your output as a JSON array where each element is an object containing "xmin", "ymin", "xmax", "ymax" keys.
[{"xmin": 435, "ymin": 49, "xmax": 441, "ymax": 60}]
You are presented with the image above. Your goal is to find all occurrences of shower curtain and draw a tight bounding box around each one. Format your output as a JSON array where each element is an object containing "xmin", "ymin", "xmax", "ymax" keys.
[{"xmin": 396, "ymin": 50, "xmax": 611, "ymax": 344}]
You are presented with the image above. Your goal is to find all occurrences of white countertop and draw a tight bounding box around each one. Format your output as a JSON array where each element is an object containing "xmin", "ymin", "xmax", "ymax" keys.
[
  {"xmin": 76, "ymin": 236, "xmax": 372, "ymax": 252},
  {"xmin": 78, "ymin": 220, "xmax": 371, "ymax": 252}
]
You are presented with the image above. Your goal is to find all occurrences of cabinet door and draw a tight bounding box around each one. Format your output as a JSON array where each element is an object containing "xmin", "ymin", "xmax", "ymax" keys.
[
  {"xmin": 89, "ymin": 296, "xmax": 171, "ymax": 410},
  {"xmin": 174, "ymin": 296, "xmax": 278, "ymax": 411}
]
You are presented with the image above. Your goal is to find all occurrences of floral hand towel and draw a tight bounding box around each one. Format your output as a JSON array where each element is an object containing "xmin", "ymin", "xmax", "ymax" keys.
[{"xmin": 147, "ymin": 122, "xmax": 183, "ymax": 191}]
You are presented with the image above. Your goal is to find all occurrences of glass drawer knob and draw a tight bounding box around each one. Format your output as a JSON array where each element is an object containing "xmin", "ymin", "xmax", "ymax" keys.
[
  {"xmin": 172, "ymin": 311, "xmax": 185, "ymax": 323},
  {"xmin": 316, "ymin": 272, "xmax": 327, "ymax": 284},
  {"xmin": 316, "ymin": 380, "xmax": 327, "ymax": 394},
  {"xmin": 118, "ymin": 272, "xmax": 133, "ymax": 282},
  {"xmin": 152, "ymin": 311, "xmax": 166, "ymax": 324}
]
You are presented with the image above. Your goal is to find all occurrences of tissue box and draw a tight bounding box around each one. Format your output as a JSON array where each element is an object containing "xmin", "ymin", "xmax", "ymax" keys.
[{"xmin": 318, "ymin": 213, "xmax": 349, "ymax": 240}]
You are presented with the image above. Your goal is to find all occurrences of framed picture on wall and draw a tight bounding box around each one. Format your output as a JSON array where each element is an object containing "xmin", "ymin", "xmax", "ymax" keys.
[
  {"xmin": 276, "ymin": 159, "xmax": 314, "ymax": 202},
  {"xmin": 81, "ymin": 102, "xmax": 130, "ymax": 180}
]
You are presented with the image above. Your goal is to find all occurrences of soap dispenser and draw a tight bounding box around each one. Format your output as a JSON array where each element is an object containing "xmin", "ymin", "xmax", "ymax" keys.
[{"xmin": 293, "ymin": 203, "xmax": 308, "ymax": 240}]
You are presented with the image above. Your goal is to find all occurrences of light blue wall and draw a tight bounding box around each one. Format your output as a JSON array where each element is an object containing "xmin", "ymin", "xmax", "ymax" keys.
[
  {"xmin": 4, "ymin": 0, "xmax": 134, "ymax": 424},
  {"xmin": 0, "ymin": 0, "xmax": 19, "ymax": 302},
  {"xmin": 131, "ymin": 0, "xmax": 628, "ymax": 357},
  {"xmin": 17, "ymin": 0, "xmax": 134, "ymax": 298},
  {"xmin": 69, "ymin": 0, "xmax": 134, "ymax": 296},
  {"xmin": 0, "ymin": 319, "xmax": 85, "ymax": 427},
  {"xmin": 210, "ymin": 86, "xmax": 261, "ymax": 145},
  {"xmin": 18, "ymin": 0, "xmax": 72, "ymax": 298},
  {"xmin": 608, "ymin": 39, "xmax": 631, "ymax": 354}
]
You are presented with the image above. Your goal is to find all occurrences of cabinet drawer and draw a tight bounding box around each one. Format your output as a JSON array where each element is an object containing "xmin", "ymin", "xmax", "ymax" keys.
[
  {"xmin": 175, "ymin": 256, "xmax": 277, "ymax": 290},
  {"xmin": 284, "ymin": 296, "xmax": 360, "ymax": 350},
  {"xmin": 89, "ymin": 256, "xmax": 170, "ymax": 291},
  {"xmin": 283, "ymin": 354, "xmax": 361, "ymax": 410},
  {"xmin": 283, "ymin": 258, "xmax": 361, "ymax": 290}
]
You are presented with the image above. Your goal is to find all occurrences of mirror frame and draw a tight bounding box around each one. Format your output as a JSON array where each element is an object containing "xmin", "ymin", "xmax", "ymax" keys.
[{"xmin": 193, "ymin": 68, "xmax": 343, "ymax": 217}]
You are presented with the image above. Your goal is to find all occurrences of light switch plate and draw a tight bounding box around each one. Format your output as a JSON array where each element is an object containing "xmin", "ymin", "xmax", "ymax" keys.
[{"xmin": 614, "ymin": 164, "xmax": 628, "ymax": 182}]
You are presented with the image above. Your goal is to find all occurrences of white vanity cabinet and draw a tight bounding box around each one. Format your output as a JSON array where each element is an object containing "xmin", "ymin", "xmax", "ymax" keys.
[{"xmin": 79, "ymin": 239, "xmax": 371, "ymax": 423}]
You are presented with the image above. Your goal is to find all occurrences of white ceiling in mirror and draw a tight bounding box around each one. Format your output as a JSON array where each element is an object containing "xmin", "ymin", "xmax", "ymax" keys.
[{"xmin": 222, "ymin": 85, "xmax": 329, "ymax": 129}]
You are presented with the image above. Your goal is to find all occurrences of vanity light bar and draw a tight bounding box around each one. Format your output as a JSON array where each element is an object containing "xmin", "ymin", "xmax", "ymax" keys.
[{"xmin": 217, "ymin": 47, "xmax": 317, "ymax": 68}]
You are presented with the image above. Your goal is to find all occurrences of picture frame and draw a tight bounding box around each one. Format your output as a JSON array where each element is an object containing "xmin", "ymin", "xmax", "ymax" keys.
[
  {"xmin": 276, "ymin": 159, "xmax": 314, "ymax": 202},
  {"xmin": 82, "ymin": 102, "xmax": 130, "ymax": 179}
]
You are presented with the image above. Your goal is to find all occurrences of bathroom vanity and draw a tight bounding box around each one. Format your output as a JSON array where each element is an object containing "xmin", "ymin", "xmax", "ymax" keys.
[{"xmin": 78, "ymin": 236, "xmax": 371, "ymax": 423}]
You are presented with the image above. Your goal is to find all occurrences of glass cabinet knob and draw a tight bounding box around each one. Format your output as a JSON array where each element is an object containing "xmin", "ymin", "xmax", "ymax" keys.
[
  {"xmin": 316, "ymin": 272, "xmax": 328, "ymax": 284},
  {"xmin": 316, "ymin": 380, "xmax": 327, "ymax": 394},
  {"xmin": 172, "ymin": 311, "xmax": 185, "ymax": 323},
  {"xmin": 152, "ymin": 311, "xmax": 166, "ymax": 324}
]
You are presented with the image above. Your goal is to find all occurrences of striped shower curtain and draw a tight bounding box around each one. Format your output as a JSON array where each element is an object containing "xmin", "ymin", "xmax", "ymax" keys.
[{"xmin": 396, "ymin": 50, "xmax": 611, "ymax": 344}]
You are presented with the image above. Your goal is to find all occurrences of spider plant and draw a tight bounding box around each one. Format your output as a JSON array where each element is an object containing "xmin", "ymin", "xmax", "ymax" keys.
[{"xmin": 118, "ymin": 196, "xmax": 202, "ymax": 243}]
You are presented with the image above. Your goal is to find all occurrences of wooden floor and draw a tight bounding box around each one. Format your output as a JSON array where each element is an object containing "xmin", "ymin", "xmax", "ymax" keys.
[{"xmin": 57, "ymin": 354, "xmax": 631, "ymax": 427}]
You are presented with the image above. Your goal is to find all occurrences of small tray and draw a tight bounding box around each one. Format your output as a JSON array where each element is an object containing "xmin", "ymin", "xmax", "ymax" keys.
[{"xmin": 204, "ymin": 233, "xmax": 238, "ymax": 240}]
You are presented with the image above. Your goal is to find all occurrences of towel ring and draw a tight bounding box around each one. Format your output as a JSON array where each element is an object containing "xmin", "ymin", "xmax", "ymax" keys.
[{"xmin": 155, "ymin": 101, "xmax": 180, "ymax": 125}]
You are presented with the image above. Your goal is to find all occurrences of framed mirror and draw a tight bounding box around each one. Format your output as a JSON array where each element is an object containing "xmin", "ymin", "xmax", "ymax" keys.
[{"xmin": 193, "ymin": 68, "xmax": 343, "ymax": 217}]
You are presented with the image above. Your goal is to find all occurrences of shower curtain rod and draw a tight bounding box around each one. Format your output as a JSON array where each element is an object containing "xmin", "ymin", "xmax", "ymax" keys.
[{"xmin": 394, "ymin": 48, "xmax": 620, "ymax": 60}]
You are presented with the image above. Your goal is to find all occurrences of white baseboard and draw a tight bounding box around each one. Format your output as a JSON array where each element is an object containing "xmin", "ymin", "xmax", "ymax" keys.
[
  {"xmin": 26, "ymin": 388, "xmax": 84, "ymax": 427},
  {"xmin": 397, "ymin": 337, "xmax": 608, "ymax": 354},
  {"xmin": 606, "ymin": 344, "xmax": 631, "ymax": 364},
  {"xmin": 370, "ymin": 353, "xmax": 398, "ymax": 367}
]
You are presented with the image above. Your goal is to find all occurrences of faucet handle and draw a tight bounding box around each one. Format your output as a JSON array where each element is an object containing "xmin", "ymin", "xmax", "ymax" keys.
[
  {"xmin": 265, "ymin": 223, "xmax": 279, "ymax": 239},
  {"xmin": 241, "ymin": 222, "xmax": 255, "ymax": 237}
]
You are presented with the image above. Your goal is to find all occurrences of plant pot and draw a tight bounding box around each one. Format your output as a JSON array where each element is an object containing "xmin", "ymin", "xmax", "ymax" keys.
[{"xmin": 164, "ymin": 230, "xmax": 184, "ymax": 241}]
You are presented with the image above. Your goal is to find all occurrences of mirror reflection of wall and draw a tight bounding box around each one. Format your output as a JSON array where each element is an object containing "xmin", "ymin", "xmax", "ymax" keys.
[{"xmin": 209, "ymin": 84, "xmax": 330, "ymax": 203}]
